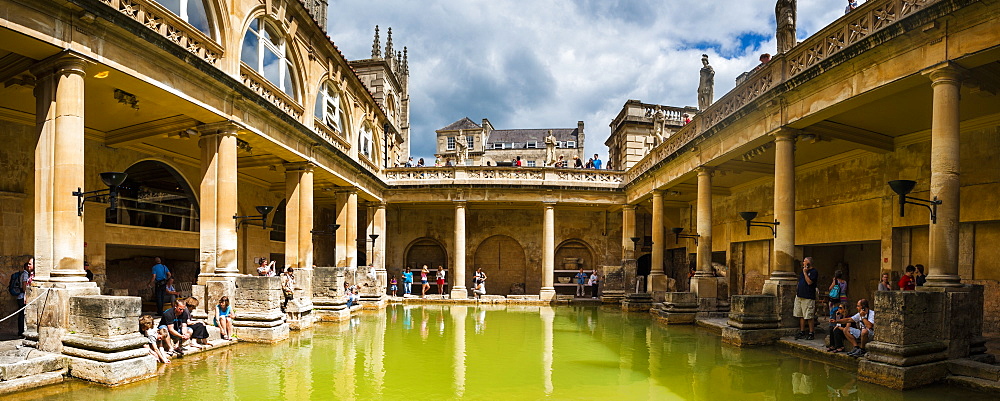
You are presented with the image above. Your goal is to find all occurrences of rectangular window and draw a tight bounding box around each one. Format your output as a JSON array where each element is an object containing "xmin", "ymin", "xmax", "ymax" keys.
[
  {"xmin": 493, "ymin": 143, "xmax": 505, "ymax": 150},
  {"xmin": 557, "ymin": 141, "xmax": 565, "ymax": 148},
  {"xmin": 465, "ymin": 160, "xmax": 473, "ymax": 166},
  {"xmin": 526, "ymin": 160, "xmax": 536, "ymax": 167},
  {"xmin": 526, "ymin": 141, "xmax": 537, "ymax": 149},
  {"xmin": 567, "ymin": 141, "xmax": 576, "ymax": 148},
  {"xmin": 467, "ymin": 136, "xmax": 474, "ymax": 150},
  {"xmin": 447, "ymin": 136, "xmax": 455, "ymax": 150}
]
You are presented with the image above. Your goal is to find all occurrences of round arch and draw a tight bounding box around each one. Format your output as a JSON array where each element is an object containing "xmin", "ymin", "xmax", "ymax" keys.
[
  {"xmin": 237, "ymin": 10, "xmax": 304, "ymax": 101},
  {"xmin": 403, "ymin": 237, "xmax": 448, "ymax": 272},
  {"xmin": 554, "ymin": 238, "xmax": 596, "ymax": 271},
  {"xmin": 474, "ymin": 235, "xmax": 526, "ymax": 296},
  {"xmin": 108, "ymin": 160, "xmax": 200, "ymax": 231}
]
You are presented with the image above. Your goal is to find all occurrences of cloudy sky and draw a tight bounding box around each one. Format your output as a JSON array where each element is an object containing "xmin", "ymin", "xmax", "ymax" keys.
[{"xmin": 325, "ymin": 0, "xmax": 853, "ymax": 161}]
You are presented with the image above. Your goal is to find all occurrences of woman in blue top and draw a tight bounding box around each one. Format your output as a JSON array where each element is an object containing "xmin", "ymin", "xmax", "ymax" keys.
[{"xmin": 214, "ymin": 296, "xmax": 235, "ymax": 341}]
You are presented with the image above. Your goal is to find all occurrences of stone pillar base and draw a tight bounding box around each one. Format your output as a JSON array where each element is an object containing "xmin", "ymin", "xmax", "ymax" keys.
[
  {"xmin": 857, "ymin": 290, "xmax": 951, "ymax": 389},
  {"xmin": 312, "ymin": 297, "xmax": 351, "ymax": 322},
  {"xmin": 622, "ymin": 293, "xmax": 653, "ymax": 312},
  {"xmin": 539, "ymin": 288, "xmax": 556, "ymax": 301},
  {"xmin": 61, "ymin": 296, "xmax": 157, "ymax": 385},
  {"xmin": 690, "ymin": 275, "xmax": 718, "ymax": 299},
  {"xmin": 654, "ymin": 292, "xmax": 699, "ymax": 324},
  {"xmin": 450, "ymin": 287, "xmax": 469, "ymax": 300},
  {"xmin": 285, "ymin": 299, "xmax": 315, "ymax": 330},
  {"xmin": 24, "ymin": 282, "xmax": 101, "ymax": 353},
  {"xmin": 761, "ymin": 279, "xmax": 798, "ymax": 328},
  {"xmin": 233, "ymin": 277, "xmax": 289, "ymax": 343},
  {"xmin": 600, "ymin": 290, "xmax": 625, "ymax": 304},
  {"xmin": 722, "ymin": 294, "xmax": 791, "ymax": 346},
  {"xmin": 919, "ymin": 284, "xmax": 985, "ymax": 359}
]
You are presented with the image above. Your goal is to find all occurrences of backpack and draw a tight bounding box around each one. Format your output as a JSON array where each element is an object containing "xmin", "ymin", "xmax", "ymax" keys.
[
  {"xmin": 8, "ymin": 271, "xmax": 22, "ymax": 296},
  {"xmin": 829, "ymin": 281, "xmax": 841, "ymax": 299}
]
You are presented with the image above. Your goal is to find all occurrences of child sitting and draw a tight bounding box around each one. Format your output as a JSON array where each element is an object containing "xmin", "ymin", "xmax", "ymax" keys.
[
  {"xmin": 826, "ymin": 299, "xmax": 849, "ymax": 352},
  {"xmin": 214, "ymin": 296, "xmax": 235, "ymax": 341},
  {"xmin": 140, "ymin": 315, "xmax": 170, "ymax": 363}
]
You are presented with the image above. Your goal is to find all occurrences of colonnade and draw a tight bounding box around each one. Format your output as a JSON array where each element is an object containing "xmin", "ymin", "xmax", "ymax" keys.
[{"xmin": 627, "ymin": 62, "xmax": 967, "ymax": 299}]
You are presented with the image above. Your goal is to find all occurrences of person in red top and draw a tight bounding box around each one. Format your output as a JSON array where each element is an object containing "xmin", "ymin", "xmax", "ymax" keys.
[{"xmin": 898, "ymin": 265, "xmax": 916, "ymax": 290}]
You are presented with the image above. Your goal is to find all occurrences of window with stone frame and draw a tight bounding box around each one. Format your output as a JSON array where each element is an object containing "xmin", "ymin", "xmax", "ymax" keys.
[
  {"xmin": 526, "ymin": 141, "xmax": 537, "ymax": 148},
  {"xmin": 567, "ymin": 141, "xmax": 576, "ymax": 148},
  {"xmin": 467, "ymin": 135, "xmax": 474, "ymax": 150},
  {"xmin": 156, "ymin": 0, "xmax": 212, "ymax": 36},
  {"xmin": 314, "ymin": 82, "xmax": 345, "ymax": 134},
  {"xmin": 447, "ymin": 136, "xmax": 455, "ymax": 150},
  {"xmin": 526, "ymin": 160, "xmax": 536, "ymax": 167},
  {"xmin": 241, "ymin": 17, "xmax": 297, "ymax": 98},
  {"xmin": 360, "ymin": 125, "xmax": 373, "ymax": 158}
]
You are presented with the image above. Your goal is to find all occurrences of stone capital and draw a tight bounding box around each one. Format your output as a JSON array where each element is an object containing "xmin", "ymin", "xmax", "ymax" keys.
[
  {"xmin": 197, "ymin": 121, "xmax": 246, "ymax": 137},
  {"xmin": 453, "ymin": 200, "xmax": 467, "ymax": 208},
  {"xmin": 283, "ymin": 161, "xmax": 315, "ymax": 173},
  {"xmin": 542, "ymin": 201, "xmax": 556, "ymax": 209},
  {"xmin": 30, "ymin": 51, "xmax": 92, "ymax": 80},
  {"xmin": 622, "ymin": 204, "xmax": 635, "ymax": 211},
  {"xmin": 923, "ymin": 62, "xmax": 966, "ymax": 87},
  {"xmin": 696, "ymin": 166, "xmax": 715, "ymax": 176},
  {"xmin": 768, "ymin": 127, "xmax": 799, "ymax": 141}
]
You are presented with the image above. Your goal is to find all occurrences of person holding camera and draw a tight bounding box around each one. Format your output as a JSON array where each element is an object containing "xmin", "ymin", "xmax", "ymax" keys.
[{"xmin": 831, "ymin": 298, "xmax": 875, "ymax": 357}]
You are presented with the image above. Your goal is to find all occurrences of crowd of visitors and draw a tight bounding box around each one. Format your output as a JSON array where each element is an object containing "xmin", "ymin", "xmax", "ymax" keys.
[{"xmin": 398, "ymin": 154, "xmax": 612, "ymax": 170}]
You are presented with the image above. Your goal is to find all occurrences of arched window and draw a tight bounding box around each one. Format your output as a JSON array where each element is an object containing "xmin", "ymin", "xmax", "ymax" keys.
[
  {"xmin": 156, "ymin": 0, "xmax": 212, "ymax": 36},
  {"xmin": 241, "ymin": 17, "xmax": 296, "ymax": 98},
  {"xmin": 108, "ymin": 161, "xmax": 199, "ymax": 232},
  {"xmin": 360, "ymin": 125, "xmax": 373, "ymax": 158},
  {"xmin": 315, "ymin": 82, "xmax": 346, "ymax": 133}
]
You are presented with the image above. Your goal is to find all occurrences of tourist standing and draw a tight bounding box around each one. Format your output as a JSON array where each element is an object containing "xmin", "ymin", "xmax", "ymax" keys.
[
  {"xmin": 84, "ymin": 261, "xmax": 94, "ymax": 281},
  {"xmin": 473, "ymin": 267, "xmax": 487, "ymax": 299},
  {"xmin": 828, "ymin": 270, "xmax": 848, "ymax": 305},
  {"xmin": 898, "ymin": 265, "xmax": 916, "ymax": 290},
  {"xmin": 420, "ymin": 265, "xmax": 430, "ymax": 297},
  {"xmin": 877, "ymin": 273, "xmax": 892, "ymax": 291},
  {"xmin": 281, "ymin": 267, "xmax": 296, "ymax": 311},
  {"xmin": 257, "ymin": 258, "xmax": 275, "ymax": 276},
  {"xmin": 574, "ymin": 269, "xmax": 588, "ymax": 297},
  {"xmin": 11, "ymin": 258, "xmax": 33, "ymax": 337},
  {"xmin": 592, "ymin": 154, "xmax": 602, "ymax": 170},
  {"xmin": 573, "ymin": 156, "xmax": 583, "ymax": 168},
  {"xmin": 403, "ymin": 268, "xmax": 414, "ymax": 295},
  {"xmin": 436, "ymin": 266, "xmax": 447, "ymax": 295},
  {"xmin": 914, "ymin": 264, "xmax": 926, "ymax": 286},
  {"xmin": 794, "ymin": 257, "xmax": 819, "ymax": 340},
  {"xmin": 845, "ymin": 0, "xmax": 858, "ymax": 14},
  {"xmin": 147, "ymin": 257, "xmax": 172, "ymax": 315},
  {"xmin": 588, "ymin": 271, "xmax": 600, "ymax": 298},
  {"xmin": 389, "ymin": 276, "xmax": 398, "ymax": 297}
]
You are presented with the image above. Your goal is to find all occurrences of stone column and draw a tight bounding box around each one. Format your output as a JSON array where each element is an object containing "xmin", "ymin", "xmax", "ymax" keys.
[
  {"xmin": 768, "ymin": 129, "xmax": 797, "ymax": 284},
  {"xmin": 540, "ymin": 202, "xmax": 556, "ymax": 301},
  {"xmin": 336, "ymin": 189, "xmax": 358, "ymax": 269},
  {"xmin": 622, "ymin": 205, "xmax": 636, "ymax": 259},
  {"xmin": 691, "ymin": 167, "xmax": 718, "ymax": 301},
  {"xmin": 283, "ymin": 162, "xmax": 315, "ymax": 271},
  {"xmin": 451, "ymin": 201, "xmax": 468, "ymax": 299},
  {"xmin": 925, "ymin": 65, "xmax": 963, "ymax": 287},
  {"xmin": 757, "ymin": 128, "xmax": 800, "ymax": 329},
  {"xmin": 648, "ymin": 190, "xmax": 665, "ymax": 294},
  {"xmin": 198, "ymin": 123, "xmax": 240, "ymax": 282},
  {"xmin": 31, "ymin": 53, "xmax": 92, "ymax": 283},
  {"xmin": 373, "ymin": 202, "xmax": 386, "ymax": 270}
]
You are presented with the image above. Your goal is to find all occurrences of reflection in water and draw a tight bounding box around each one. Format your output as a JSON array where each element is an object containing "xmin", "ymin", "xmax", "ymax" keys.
[{"xmin": 12, "ymin": 305, "xmax": 989, "ymax": 401}]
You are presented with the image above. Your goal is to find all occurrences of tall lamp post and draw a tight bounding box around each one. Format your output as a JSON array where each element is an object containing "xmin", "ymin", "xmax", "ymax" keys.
[{"xmin": 368, "ymin": 233, "xmax": 380, "ymax": 267}]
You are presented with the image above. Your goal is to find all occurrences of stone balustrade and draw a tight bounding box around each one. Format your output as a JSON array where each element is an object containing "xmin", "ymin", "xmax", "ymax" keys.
[
  {"xmin": 624, "ymin": 0, "xmax": 941, "ymax": 185},
  {"xmin": 385, "ymin": 166, "xmax": 624, "ymax": 189},
  {"xmin": 98, "ymin": 0, "xmax": 221, "ymax": 65},
  {"xmin": 240, "ymin": 66, "xmax": 304, "ymax": 121},
  {"xmin": 313, "ymin": 119, "xmax": 351, "ymax": 155}
]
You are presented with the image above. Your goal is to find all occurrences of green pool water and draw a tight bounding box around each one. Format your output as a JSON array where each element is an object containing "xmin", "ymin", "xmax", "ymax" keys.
[{"xmin": 15, "ymin": 305, "xmax": 988, "ymax": 400}]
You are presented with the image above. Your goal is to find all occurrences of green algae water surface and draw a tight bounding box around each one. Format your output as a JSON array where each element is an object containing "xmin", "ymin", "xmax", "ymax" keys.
[{"xmin": 14, "ymin": 305, "xmax": 988, "ymax": 400}]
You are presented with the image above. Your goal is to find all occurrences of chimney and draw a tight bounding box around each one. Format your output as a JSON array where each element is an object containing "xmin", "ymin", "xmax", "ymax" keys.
[{"xmin": 577, "ymin": 121, "xmax": 585, "ymax": 151}]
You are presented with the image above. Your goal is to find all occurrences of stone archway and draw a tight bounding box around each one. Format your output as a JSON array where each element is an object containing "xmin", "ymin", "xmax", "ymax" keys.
[
  {"xmin": 554, "ymin": 239, "xmax": 595, "ymax": 271},
  {"xmin": 110, "ymin": 160, "xmax": 199, "ymax": 231},
  {"xmin": 474, "ymin": 235, "xmax": 526, "ymax": 296},
  {"xmin": 404, "ymin": 237, "xmax": 448, "ymax": 273}
]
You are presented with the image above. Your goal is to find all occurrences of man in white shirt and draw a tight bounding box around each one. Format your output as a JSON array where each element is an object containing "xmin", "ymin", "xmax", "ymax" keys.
[{"xmin": 831, "ymin": 298, "xmax": 875, "ymax": 357}]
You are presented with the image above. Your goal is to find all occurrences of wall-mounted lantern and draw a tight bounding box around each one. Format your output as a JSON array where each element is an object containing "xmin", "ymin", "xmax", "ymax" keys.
[
  {"xmin": 72, "ymin": 172, "xmax": 128, "ymax": 216},
  {"xmin": 739, "ymin": 211, "xmax": 779, "ymax": 237},
  {"xmin": 234, "ymin": 206, "xmax": 274, "ymax": 230},
  {"xmin": 888, "ymin": 180, "xmax": 941, "ymax": 224},
  {"xmin": 671, "ymin": 227, "xmax": 700, "ymax": 244}
]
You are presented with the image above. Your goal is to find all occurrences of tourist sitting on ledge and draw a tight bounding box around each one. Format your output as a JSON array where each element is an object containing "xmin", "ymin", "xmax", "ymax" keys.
[
  {"xmin": 159, "ymin": 298, "xmax": 192, "ymax": 356},
  {"xmin": 825, "ymin": 298, "xmax": 848, "ymax": 353},
  {"xmin": 830, "ymin": 298, "xmax": 875, "ymax": 357},
  {"xmin": 140, "ymin": 315, "xmax": 170, "ymax": 363},
  {"xmin": 214, "ymin": 296, "xmax": 234, "ymax": 341},
  {"xmin": 184, "ymin": 297, "xmax": 211, "ymax": 347}
]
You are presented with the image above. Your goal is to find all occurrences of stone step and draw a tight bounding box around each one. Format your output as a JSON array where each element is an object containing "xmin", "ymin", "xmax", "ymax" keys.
[
  {"xmin": 944, "ymin": 375, "xmax": 1000, "ymax": 393},
  {"xmin": 948, "ymin": 359, "xmax": 1000, "ymax": 381}
]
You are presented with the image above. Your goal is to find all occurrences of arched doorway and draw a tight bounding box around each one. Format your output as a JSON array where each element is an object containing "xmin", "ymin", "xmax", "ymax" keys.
[
  {"xmin": 405, "ymin": 237, "xmax": 448, "ymax": 272},
  {"xmin": 554, "ymin": 239, "xmax": 595, "ymax": 271},
  {"xmin": 474, "ymin": 235, "xmax": 526, "ymax": 296},
  {"xmin": 109, "ymin": 160, "xmax": 199, "ymax": 231},
  {"xmin": 636, "ymin": 253, "xmax": 652, "ymax": 292}
]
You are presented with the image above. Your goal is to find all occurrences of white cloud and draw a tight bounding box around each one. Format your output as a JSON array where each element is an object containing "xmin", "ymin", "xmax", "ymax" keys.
[{"xmin": 326, "ymin": 0, "xmax": 852, "ymax": 161}]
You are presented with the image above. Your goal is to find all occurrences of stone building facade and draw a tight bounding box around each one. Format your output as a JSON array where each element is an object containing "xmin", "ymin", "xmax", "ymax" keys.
[{"xmin": 435, "ymin": 118, "xmax": 585, "ymax": 167}]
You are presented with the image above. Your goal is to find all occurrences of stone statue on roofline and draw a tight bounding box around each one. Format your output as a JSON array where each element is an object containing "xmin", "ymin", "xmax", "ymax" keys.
[
  {"xmin": 544, "ymin": 130, "xmax": 557, "ymax": 165},
  {"xmin": 697, "ymin": 54, "xmax": 715, "ymax": 111},
  {"xmin": 776, "ymin": 0, "xmax": 796, "ymax": 54},
  {"xmin": 455, "ymin": 129, "xmax": 468, "ymax": 164}
]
